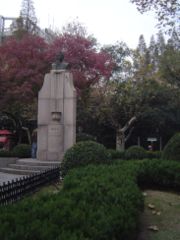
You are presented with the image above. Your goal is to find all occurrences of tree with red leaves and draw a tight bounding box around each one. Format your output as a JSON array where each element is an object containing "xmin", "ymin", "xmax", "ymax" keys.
[
  {"xmin": 0, "ymin": 23, "xmax": 113, "ymax": 118},
  {"xmin": 0, "ymin": 34, "xmax": 48, "ymax": 116},
  {"xmin": 47, "ymin": 30, "xmax": 114, "ymax": 135},
  {"xmin": 47, "ymin": 33, "xmax": 113, "ymax": 94}
]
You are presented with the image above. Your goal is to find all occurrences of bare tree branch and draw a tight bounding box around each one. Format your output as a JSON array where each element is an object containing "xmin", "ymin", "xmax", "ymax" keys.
[{"xmin": 121, "ymin": 116, "xmax": 137, "ymax": 132}]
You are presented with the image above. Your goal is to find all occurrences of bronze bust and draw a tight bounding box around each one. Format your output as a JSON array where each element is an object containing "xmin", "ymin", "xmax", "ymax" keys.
[{"xmin": 52, "ymin": 52, "xmax": 70, "ymax": 70}]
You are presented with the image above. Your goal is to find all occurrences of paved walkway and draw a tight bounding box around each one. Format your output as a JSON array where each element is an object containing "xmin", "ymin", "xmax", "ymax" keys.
[{"xmin": 0, "ymin": 173, "xmax": 26, "ymax": 185}]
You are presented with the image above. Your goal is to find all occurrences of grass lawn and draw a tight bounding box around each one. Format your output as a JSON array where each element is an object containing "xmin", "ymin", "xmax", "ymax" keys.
[{"xmin": 138, "ymin": 190, "xmax": 180, "ymax": 240}]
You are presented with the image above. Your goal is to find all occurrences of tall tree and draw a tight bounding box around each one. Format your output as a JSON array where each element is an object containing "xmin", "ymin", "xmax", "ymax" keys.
[
  {"xmin": 148, "ymin": 35, "xmax": 159, "ymax": 73},
  {"xmin": 156, "ymin": 31, "xmax": 166, "ymax": 55},
  {"xmin": 167, "ymin": 29, "xmax": 180, "ymax": 49},
  {"xmin": 159, "ymin": 42, "xmax": 180, "ymax": 87},
  {"xmin": 20, "ymin": 0, "xmax": 37, "ymax": 24},
  {"xmin": 95, "ymin": 79, "xmax": 180, "ymax": 150},
  {"xmin": 10, "ymin": 16, "xmax": 29, "ymax": 39},
  {"xmin": 102, "ymin": 42, "xmax": 132, "ymax": 82},
  {"xmin": 62, "ymin": 21, "xmax": 87, "ymax": 38},
  {"xmin": 90, "ymin": 80, "xmax": 140, "ymax": 150},
  {"xmin": 132, "ymin": 35, "xmax": 153, "ymax": 81},
  {"xmin": 10, "ymin": 0, "xmax": 38, "ymax": 38},
  {"xmin": 133, "ymin": 79, "xmax": 180, "ymax": 148},
  {"xmin": 137, "ymin": 34, "xmax": 147, "ymax": 56},
  {"xmin": 20, "ymin": 0, "xmax": 37, "ymax": 30}
]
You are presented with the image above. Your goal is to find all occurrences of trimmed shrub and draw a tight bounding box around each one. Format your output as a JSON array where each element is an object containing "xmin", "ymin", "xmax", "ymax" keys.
[
  {"xmin": 108, "ymin": 149, "xmax": 125, "ymax": 159},
  {"xmin": 0, "ymin": 160, "xmax": 180, "ymax": 239},
  {"xmin": 12, "ymin": 144, "xmax": 31, "ymax": 158},
  {"xmin": 125, "ymin": 145, "xmax": 147, "ymax": 160},
  {"xmin": 146, "ymin": 150, "xmax": 162, "ymax": 159},
  {"xmin": 62, "ymin": 165, "xmax": 144, "ymax": 240},
  {"xmin": 0, "ymin": 150, "xmax": 14, "ymax": 157},
  {"xmin": 0, "ymin": 164, "xmax": 144, "ymax": 240},
  {"xmin": 61, "ymin": 141, "xmax": 111, "ymax": 175},
  {"xmin": 162, "ymin": 132, "xmax": 180, "ymax": 161},
  {"xmin": 137, "ymin": 159, "xmax": 180, "ymax": 191},
  {"xmin": 76, "ymin": 133, "xmax": 96, "ymax": 142}
]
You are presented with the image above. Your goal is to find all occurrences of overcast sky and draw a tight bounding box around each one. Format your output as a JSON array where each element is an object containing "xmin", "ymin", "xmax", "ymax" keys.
[{"xmin": 0, "ymin": 0, "xmax": 159, "ymax": 48}]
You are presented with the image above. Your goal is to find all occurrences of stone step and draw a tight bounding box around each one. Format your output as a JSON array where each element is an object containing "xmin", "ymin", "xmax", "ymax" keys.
[
  {"xmin": 8, "ymin": 164, "xmax": 52, "ymax": 171},
  {"xmin": 17, "ymin": 158, "xmax": 61, "ymax": 167},
  {"xmin": 0, "ymin": 167, "xmax": 40, "ymax": 175}
]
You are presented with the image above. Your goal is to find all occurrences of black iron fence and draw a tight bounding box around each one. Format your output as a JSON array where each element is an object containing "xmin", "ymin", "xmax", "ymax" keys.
[{"xmin": 0, "ymin": 167, "xmax": 60, "ymax": 205}]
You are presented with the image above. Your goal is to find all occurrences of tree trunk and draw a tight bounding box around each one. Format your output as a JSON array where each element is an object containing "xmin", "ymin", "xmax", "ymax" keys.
[
  {"xmin": 115, "ymin": 116, "xmax": 137, "ymax": 151},
  {"xmin": 116, "ymin": 128, "xmax": 125, "ymax": 151}
]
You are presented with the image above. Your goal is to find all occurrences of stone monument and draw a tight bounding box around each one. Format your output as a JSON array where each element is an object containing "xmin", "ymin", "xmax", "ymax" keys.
[{"xmin": 37, "ymin": 53, "xmax": 76, "ymax": 161}]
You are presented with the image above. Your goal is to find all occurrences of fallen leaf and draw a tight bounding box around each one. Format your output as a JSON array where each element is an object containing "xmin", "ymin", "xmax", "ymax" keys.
[
  {"xmin": 156, "ymin": 211, "xmax": 161, "ymax": 216},
  {"xmin": 148, "ymin": 203, "xmax": 155, "ymax": 209},
  {"xmin": 143, "ymin": 192, "xmax": 147, "ymax": 197},
  {"xmin": 148, "ymin": 225, "xmax": 159, "ymax": 231}
]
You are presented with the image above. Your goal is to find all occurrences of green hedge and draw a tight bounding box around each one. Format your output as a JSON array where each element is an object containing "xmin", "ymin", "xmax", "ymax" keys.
[
  {"xmin": 137, "ymin": 159, "xmax": 180, "ymax": 190},
  {"xmin": 0, "ymin": 159, "xmax": 180, "ymax": 240},
  {"xmin": 62, "ymin": 165, "xmax": 143, "ymax": 240},
  {"xmin": 108, "ymin": 149, "xmax": 125, "ymax": 159},
  {"xmin": 0, "ymin": 164, "xmax": 143, "ymax": 240},
  {"xmin": 0, "ymin": 150, "xmax": 14, "ymax": 157},
  {"xmin": 107, "ymin": 149, "xmax": 161, "ymax": 160},
  {"xmin": 125, "ymin": 146, "xmax": 147, "ymax": 160},
  {"xmin": 12, "ymin": 144, "xmax": 31, "ymax": 158},
  {"xmin": 162, "ymin": 132, "xmax": 180, "ymax": 161},
  {"xmin": 76, "ymin": 133, "xmax": 96, "ymax": 142},
  {"xmin": 0, "ymin": 144, "xmax": 31, "ymax": 158},
  {"xmin": 61, "ymin": 141, "xmax": 111, "ymax": 176},
  {"xmin": 145, "ymin": 150, "xmax": 162, "ymax": 159}
]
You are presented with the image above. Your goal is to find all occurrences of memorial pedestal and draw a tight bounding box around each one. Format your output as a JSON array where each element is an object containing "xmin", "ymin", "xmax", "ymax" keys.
[{"xmin": 37, "ymin": 70, "xmax": 76, "ymax": 161}]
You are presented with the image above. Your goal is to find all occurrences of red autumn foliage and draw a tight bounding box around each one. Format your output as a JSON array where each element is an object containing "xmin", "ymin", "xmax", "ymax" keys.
[
  {"xmin": 47, "ymin": 33, "xmax": 113, "ymax": 92},
  {"xmin": 0, "ymin": 32, "xmax": 113, "ymax": 111},
  {"xmin": 0, "ymin": 34, "xmax": 48, "ymax": 108}
]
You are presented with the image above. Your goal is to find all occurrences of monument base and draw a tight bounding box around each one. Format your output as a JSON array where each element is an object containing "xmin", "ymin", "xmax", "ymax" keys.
[{"xmin": 37, "ymin": 70, "xmax": 76, "ymax": 162}]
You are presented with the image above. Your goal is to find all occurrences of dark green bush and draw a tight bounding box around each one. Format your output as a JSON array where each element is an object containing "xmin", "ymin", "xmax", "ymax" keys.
[
  {"xmin": 137, "ymin": 159, "xmax": 180, "ymax": 191},
  {"xmin": 12, "ymin": 144, "xmax": 31, "ymax": 158},
  {"xmin": 1, "ymin": 159, "xmax": 180, "ymax": 239},
  {"xmin": 0, "ymin": 150, "xmax": 14, "ymax": 157},
  {"xmin": 76, "ymin": 133, "xmax": 96, "ymax": 142},
  {"xmin": 162, "ymin": 132, "xmax": 180, "ymax": 161},
  {"xmin": 0, "ymin": 164, "xmax": 143, "ymax": 240},
  {"xmin": 62, "ymin": 165, "xmax": 144, "ymax": 240},
  {"xmin": 146, "ymin": 150, "xmax": 162, "ymax": 159},
  {"xmin": 108, "ymin": 149, "xmax": 125, "ymax": 159},
  {"xmin": 125, "ymin": 145, "xmax": 147, "ymax": 160},
  {"xmin": 61, "ymin": 141, "xmax": 111, "ymax": 175}
]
